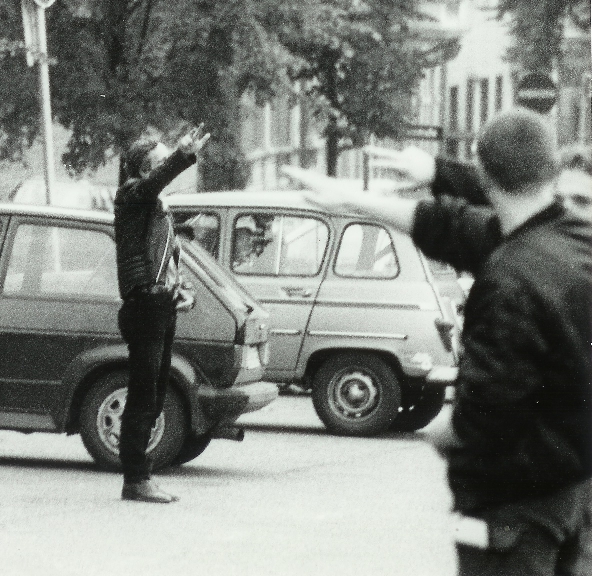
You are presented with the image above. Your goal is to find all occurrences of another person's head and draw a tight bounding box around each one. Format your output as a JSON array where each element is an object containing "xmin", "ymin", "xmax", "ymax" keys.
[
  {"xmin": 122, "ymin": 139, "xmax": 170, "ymax": 182},
  {"xmin": 556, "ymin": 144, "xmax": 592, "ymax": 218},
  {"xmin": 475, "ymin": 108, "xmax": 558, "ymax": 197}
]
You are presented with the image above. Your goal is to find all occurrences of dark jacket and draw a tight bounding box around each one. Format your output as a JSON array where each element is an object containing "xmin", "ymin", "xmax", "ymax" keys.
[
  {"xmin": 114, "ymin": 150, "xmax": 195, "ymax": 298},
  {"xmin": 412, "ymin": 161, "xmax": 592, "ymax": 513}
]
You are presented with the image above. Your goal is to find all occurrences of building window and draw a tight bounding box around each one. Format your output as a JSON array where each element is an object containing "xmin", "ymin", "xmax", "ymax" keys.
[
  {"xmin": 449, "ymin": 86, "xmax": 459, "ymax": 131},
  {"xmin": 495, "ymin": 75, "xmax": 503, "ymax": 112},
  {"xmin": 446, "ymin": 138, "xmax": 460, "ymax": 157},
  {"xmin": 466, "ymin": 79, "xmax": 475, "ymax": 133},
  {"xmin": 480, "ymin": 78, "xmax": 489, "ymax": 125}
]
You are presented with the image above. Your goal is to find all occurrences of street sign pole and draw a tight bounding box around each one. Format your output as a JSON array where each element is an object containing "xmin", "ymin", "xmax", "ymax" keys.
[
  {"xmin": 21, "ymin": 0, "xmax": 56, "ymax": 205},
  {"xmin": 36, "ymin": 4, "xmax": 55, "ymax": 205}
]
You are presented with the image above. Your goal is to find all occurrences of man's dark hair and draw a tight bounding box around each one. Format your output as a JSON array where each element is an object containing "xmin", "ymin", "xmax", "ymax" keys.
[
  {"xmin": 559, "ymin": 144, "xmax": 592, "ymax": 176},
  {"xmin": 476, "ymin": 108, "xmax": 558, "ymax": 193},
  {"xmin": 122, "ymin": 139, "xmax": 159, "ymax": 181}
]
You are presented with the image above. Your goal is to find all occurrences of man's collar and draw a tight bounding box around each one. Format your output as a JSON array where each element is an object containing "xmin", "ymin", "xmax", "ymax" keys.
[{"xmin": 505, "ymin": 200, "xmax": 563, "ymax": 240}]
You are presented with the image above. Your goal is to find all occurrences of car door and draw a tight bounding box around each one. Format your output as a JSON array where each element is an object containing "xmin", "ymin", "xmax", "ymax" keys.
[
  {"xmin": 0, "ymin": 216, "xmax": 120, "ymax": 431},
  {"xmin": 224, "ymin": 209, "xmax": 331, "ymax": 378},
  {"xmin": 304, "ymin": 219, "xmax": 453, "ymax": 368}
]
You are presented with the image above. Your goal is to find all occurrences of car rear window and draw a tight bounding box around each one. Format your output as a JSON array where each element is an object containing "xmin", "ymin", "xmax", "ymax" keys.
[
  {"xmin": 335, "ymin": 223, "xmax": 399, "ymax": 278},
  {"xmin": 3, "ymin": 222, "xmax": 118, "ymax": 299}
]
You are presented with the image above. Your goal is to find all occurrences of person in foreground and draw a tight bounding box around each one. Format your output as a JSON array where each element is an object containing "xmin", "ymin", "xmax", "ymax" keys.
[
  {"xmin": 306, "ymin": 108, "xmax": 592, "ymax": 575},
  {"xmin": 114, "ymin": 125, "xmax": 210, "ymax": 503}
]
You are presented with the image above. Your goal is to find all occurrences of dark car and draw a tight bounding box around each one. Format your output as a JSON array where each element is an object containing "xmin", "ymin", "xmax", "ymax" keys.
[
  {"xmin": 167, "ymin": 190, "xmax": 462, "ymax": 436},
  {"xmin": 0, "ymin": 203, "xmax": 277, "ymax": 470}
]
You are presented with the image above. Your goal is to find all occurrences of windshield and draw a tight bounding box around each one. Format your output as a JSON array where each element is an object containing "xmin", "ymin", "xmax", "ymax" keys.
[{"xmin": 179, "ymin": 237, "xmax": 260, "ymax": 314}]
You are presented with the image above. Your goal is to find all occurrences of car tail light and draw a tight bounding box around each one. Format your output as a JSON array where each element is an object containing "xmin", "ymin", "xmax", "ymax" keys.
[
  {"xmin": 258, "ymin": 342, "xmax": 270, "ymax": 367},
  {"xmin": 241, "ymin": 345, "xmax": 262, "ymax": 370}
]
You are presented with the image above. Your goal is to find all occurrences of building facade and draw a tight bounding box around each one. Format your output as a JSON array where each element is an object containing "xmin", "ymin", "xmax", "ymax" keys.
[{"xmin": 239, "ymin": 1, "xmax": 591, "ymax": 189}]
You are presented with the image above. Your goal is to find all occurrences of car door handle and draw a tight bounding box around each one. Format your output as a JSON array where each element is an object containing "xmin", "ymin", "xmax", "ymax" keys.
[{"xmin": 282, "ymin": 286, "xmax": 313, "ymax": 298}]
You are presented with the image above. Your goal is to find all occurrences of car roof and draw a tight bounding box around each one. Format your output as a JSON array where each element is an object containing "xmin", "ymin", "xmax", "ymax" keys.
[
  {"xmin": 165, "ymin": 190, "xmax": 342, "ymax": 214},
  {"xmin": 0, "ymin": 202, "xmax": 113, "ymax": 224}
]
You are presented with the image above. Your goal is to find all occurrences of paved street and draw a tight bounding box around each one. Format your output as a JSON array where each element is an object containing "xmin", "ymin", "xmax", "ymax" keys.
[{"xmin": 0, "ymin": 395, "xmax": 457, "ymax": 576}]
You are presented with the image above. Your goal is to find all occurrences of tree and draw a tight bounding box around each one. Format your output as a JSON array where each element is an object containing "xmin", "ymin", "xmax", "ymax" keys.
[
  {"xmin": 258, "ymin": 0, "xmax": 454, "ymax": 176},
  {"xmin": 498, "ymin": 0, "xmax": 589, "ymax": 71},
  {"xmin": 0, "ymin": 0, "xmax": 293, "ymax": 189},
  {"xmin": 0, "ymin": 1, "xmax": 458, "ymax": 183}
]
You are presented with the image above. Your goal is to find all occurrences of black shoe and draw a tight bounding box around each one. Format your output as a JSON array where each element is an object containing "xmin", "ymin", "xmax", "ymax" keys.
[{"xmin": 121, "ymin": 480, "xmax": 179, "ymax": 503}]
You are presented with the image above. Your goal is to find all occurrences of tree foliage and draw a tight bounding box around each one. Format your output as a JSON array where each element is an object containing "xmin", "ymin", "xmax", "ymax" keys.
[
  {"xmin": 498, "ymin": 0, "xmax": 588, "ymax": 70},
  {"xmin": 255, "ymin": 0, "xmax": 451, "ymax": 175},
  {"xmin": 0, "ymin": 0, "xmax": 458, "ymax": 183}
]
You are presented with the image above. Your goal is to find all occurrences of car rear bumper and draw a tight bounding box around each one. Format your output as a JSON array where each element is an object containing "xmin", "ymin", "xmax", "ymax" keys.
[
  {"xmin": 197, "ymin": 381, "xmax": 279, "ymax": 419},
  {"xmin": 426, "ymin": 366, "xmax": 458, "ymax": 385}
]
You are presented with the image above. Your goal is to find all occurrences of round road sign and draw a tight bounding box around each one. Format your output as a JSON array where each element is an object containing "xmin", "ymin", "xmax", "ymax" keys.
[
  {"xmin": 33, "ymin": 0, "xmax": 57, "ymax": 8},
  {"xmin": 516, "ymin": 72, "xmax": 557, "ymax": 114}
]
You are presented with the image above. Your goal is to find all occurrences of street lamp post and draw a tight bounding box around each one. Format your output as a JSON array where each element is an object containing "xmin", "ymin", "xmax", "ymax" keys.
[{"xmin": 21, "ymin": 0, "xmax": 57, "ymax": 205}]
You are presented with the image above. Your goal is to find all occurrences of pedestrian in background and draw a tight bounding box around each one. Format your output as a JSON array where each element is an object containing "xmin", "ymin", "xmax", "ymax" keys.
[
  {"xmin": 305, "ymin": 108, "xmax": 592, "ymax": 575},
  {"xmin": 114, "ymin": 125, "xmax": 210, "ymax": 503},
  {"xmin": 556, "ymin": 144, "xmax": 592, "ymax": 219}
]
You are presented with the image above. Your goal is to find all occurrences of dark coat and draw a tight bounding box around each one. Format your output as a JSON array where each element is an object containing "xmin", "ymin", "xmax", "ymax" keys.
[
  {"xmin": 114, "ymin": 150, "xmax": 195, "ymax": 298},
  {"xmin": 412, "ymin": 161, "xmax": 592, "ymax": 513}
]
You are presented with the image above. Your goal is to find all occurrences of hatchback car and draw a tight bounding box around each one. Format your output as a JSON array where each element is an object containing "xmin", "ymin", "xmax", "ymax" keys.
[
  {"xmin": 0, "ymin": 203, "xmax": 277, "ymax": 470},
  {"xmin": 167, "ymin": 191, "xmax": 462, "ymax": 436}
]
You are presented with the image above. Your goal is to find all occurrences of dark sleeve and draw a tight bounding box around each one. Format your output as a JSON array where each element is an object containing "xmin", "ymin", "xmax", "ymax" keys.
[
  {"xmin": 135, "ymin": 150, "xmax": 196, "ymax": 202},
  {"xmin": 411, "ymin": 196, "xmax": 502, "ymax": 275},
  {"xmin": 432, "ymin": 156, "xmax": 490, "ymax": 206},
  {"xmin": 452, "ymin": 278, "xmax": 548, "ymax": 449}
]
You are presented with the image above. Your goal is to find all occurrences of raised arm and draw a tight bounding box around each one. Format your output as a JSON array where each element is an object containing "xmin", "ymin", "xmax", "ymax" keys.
[{"xmin": 137, "ymin": 125, "xmax": 210, "ymax": 201}]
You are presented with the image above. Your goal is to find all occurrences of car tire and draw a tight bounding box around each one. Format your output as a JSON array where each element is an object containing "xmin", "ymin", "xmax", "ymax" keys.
[
  {"xmin": 171, "ymin": 433, "xmax": 211, "ymax": 466},
  {"xmin": 390, "ymin": 385, "xmax": 445, "ymax": 432},
  {"xmin": 311, "ymin": 352, "xmax": 401, "ymax": 436},
  {"xmin": 79, "ymin": 371, "xmax": 188, "ymax": 472}
]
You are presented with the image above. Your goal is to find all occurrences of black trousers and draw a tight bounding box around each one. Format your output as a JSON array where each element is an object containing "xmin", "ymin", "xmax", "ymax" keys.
[
  {"xmin": 117, "ymin": 291, "xmax": 177, "ymax": 482},
  {"xmin": 457, "ymin": 479, "xmax": 592, "ymax": 576}
]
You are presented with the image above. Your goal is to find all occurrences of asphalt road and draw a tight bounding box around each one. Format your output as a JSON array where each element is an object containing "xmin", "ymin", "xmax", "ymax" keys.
[{"xmin": 0, "ymin": 396, "xmax": 457, "ymax": 576}]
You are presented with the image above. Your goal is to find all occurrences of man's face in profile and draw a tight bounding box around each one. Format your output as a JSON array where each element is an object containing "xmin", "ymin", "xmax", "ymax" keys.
[
  {"xmin": 144, "ymin": 143, "xmax": 171, "ymax": 176},
  {"xmin": 555, "ymin": 168, "xmax": 592, "ymax": 219}
]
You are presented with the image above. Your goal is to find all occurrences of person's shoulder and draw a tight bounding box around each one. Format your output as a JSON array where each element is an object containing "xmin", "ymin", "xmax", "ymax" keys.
[{"xmin": 114, "ymin": 178, "xmax": 144, "ymax": 205}]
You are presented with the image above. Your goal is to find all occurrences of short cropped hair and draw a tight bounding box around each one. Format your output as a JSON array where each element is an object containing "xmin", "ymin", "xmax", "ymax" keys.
[
  {"xmin": 476, "ymin": 108, "xmax": 558, "ymax": 193},
  {"xmin": 122, "ymin": 139, "xmax": 159, "ymax": 180},
  {"xmin": 559, "ymin": 144, "xmax": 592, "ymax": 176}
]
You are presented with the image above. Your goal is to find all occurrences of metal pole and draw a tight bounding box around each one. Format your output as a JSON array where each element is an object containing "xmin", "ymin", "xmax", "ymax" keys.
[{"xmin": 36, "ymin": 5, "xmax": 55, "ymax": 205}]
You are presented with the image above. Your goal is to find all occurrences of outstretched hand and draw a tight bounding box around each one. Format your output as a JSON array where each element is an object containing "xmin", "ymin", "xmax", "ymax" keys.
[
  {"xmin": 363, "ymin": 145, "xmax": 437, "ymax": 187},
  {"xmin": 303, "ymin": 189, "xmax": 371, "ymax": 217},
  {"xmin": 178, "ymin": 123, "xmax": 211, "ymax": 154}
]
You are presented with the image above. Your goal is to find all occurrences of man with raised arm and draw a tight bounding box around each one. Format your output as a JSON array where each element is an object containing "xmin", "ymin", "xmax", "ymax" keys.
[
  {"xmin": 306, "ymin": 108, "xmax": 592, "ymax": 575},
  {"xmin": 114, "ymin": 125, "xmax": 210, "ymax": 503}
]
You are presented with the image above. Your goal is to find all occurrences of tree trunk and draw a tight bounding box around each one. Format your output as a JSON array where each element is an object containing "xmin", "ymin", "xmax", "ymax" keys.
[
  {"xmin": 323, "ymin": 52, "xmax": 339, "ymax": 177},
  {"xmin": 325, "ymin": 118, "xmax": 338, "ymax": 177}
]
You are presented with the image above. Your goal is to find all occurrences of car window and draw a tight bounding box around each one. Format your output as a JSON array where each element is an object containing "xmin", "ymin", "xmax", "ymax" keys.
[
  {"xmin": 3, "ymin": 223, "xmax": 118, "ymax": 298},
  {"xmin": 172, "ymin": 211, "xmax": 220, "ymax": 259},
  {"xmin": 231, "ymin": 214, "xmax": 329, "ymax": 277},
  {"xmin": 335, "ymin": 223, "xmax": 399, "ymax": 278}
]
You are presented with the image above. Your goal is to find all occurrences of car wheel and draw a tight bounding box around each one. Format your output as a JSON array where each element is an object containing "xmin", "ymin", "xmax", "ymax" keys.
[
  {"xmin": 390, "ymin": 385, "xmax": 445, "ymax": 432},
  {"xmin": 311, "ymin": 352, "xmax": 401, "ymax": 436},
  {"xmin": 171, "ymin": 433, "xmax": 211, "ymax": 466},
  {"xmin": 79, "ymin": 371, "xmax": 187, "ymax": 472}
]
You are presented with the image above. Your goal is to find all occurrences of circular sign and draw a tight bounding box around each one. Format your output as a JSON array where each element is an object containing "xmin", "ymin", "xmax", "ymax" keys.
[
  {"xmin": 516, "ymin": 72, "xmax": 557, "ymax": 114},
  {"xmin": 33, "ymin": 0, "xmax": 57, "ymax": 8}
]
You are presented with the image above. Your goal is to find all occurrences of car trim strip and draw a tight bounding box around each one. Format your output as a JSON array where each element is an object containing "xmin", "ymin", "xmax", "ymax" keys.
[
  {"xmin": 314, "ymin": 299, "xmax": 424, "ymax": 310},
  {"xmin": 260, "ymin": 298, "xmax": 426, "ymax": 310},
  {"xmin": 0, "ymin": 412, "xmax": 56, "ymax": 431},
  {"xmin": 270, "ymin": 329, "xmax": 302, "ymax": 336},
  {"xmin": 307, "ymin": 330, "xmax": 408, "ymax": 340}
]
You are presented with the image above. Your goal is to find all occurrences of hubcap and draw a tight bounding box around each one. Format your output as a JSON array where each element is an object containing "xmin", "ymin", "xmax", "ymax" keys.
[
  {"xmin": 96, "ymin": 388, "xmax": 165, "ymax": 455},
  {"xmin": 331, "ymin": 370, "xmax": 379, "ymax": 419}
]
